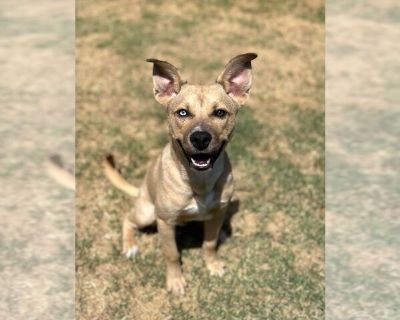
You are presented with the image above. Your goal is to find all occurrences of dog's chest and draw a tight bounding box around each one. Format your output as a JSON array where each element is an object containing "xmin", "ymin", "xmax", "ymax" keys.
[{"xmin": 180, "ymin": 191, "xmax": 220, "ymax": 221}]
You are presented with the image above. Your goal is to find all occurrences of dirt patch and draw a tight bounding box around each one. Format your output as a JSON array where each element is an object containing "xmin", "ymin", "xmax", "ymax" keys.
[{"xmin": 266, "ymin": 211, "xmax": 292, "ymax": 241}]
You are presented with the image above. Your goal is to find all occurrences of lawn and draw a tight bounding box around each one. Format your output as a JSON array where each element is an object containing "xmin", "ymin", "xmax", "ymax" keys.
[{"xmin": 76, "ymin": 1, "xmax": 324, "ymax": 319}]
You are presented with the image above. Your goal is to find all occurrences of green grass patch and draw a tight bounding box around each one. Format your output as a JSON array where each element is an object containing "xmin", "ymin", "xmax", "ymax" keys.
[{"xmin": 227, "ymin": 107, "xmax": 265, "ymax": 164}]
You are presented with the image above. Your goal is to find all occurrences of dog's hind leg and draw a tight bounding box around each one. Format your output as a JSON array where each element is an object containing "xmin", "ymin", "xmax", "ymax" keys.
[{"xmin": 123, "ymin": 188, "xmax": 156, "ymax": 258}]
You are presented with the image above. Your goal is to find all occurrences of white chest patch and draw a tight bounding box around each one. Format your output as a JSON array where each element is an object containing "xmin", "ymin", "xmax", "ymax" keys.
[{"xmin": 181, "ymin": 191, "xmax": 223, "ymax": 221}]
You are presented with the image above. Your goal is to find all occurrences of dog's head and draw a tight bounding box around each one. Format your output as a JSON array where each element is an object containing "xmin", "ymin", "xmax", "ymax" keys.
[{"xmin": 147, "ymin": 53, "xmax": 257, "ymax": 171}]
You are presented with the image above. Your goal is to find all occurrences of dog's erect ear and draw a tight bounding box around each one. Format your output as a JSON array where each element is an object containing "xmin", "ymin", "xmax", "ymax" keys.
[
  {"xmin": 216, "ymin": 53, "xmax": 257, "ymax": 105},
  {"xmin": 146, "ymin": 58, "xmax": 185, "ymax": 106}
]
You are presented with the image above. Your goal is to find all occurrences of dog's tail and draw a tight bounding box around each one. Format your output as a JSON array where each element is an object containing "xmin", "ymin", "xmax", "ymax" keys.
[
  {"xmin": 46, "ymin": 154, "xmax": 75, "ymax": 190},
  {"xmin": 103, "ymin": 154, "xmax": 139, "ymax": 197}
]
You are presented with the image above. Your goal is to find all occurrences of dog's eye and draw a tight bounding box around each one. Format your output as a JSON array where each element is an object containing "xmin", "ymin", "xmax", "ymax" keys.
[
  {"xmin": 176, "ymin": 109, "xmax": 189, "ymax": 118},
  {"xmin": 213, "ymin": 109, "xmax": 227, "ymax": 118}
]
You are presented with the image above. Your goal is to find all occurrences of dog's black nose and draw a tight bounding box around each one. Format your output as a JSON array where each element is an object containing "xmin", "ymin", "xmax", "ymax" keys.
[{"xmin": 190, "ymin": 131, "xmax": 212, "ymax": 150}]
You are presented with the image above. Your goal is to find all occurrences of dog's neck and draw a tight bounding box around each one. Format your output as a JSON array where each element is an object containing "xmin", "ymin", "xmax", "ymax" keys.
[{"xmin": 169, "ymin": 139, "xmax": 225, "ymax": 195}]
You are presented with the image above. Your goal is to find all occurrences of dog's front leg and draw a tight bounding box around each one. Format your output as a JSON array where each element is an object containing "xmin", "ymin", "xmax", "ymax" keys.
[
  {"xmin": 202, "ymin": 208, "xmax": 226, "ymax": 276},
  {"xmin": 157, "ymin": 218, "xmax": 186, "ymax": 295}
]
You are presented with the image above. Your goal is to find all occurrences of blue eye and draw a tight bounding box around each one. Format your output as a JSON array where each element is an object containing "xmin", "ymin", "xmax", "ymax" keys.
[{"xmin": 176, "ymin": 109, "xmax": 189, "ymax": 117}]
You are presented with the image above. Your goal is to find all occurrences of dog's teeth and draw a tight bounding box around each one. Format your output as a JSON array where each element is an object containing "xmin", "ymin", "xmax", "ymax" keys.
[{"xmin": 191, "ymin": 158, "xmax": 211, "ymax": 167}]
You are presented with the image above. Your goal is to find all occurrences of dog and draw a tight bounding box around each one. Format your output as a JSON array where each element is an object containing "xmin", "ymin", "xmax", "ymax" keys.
[{"xmin": 104, "ymin": 53, "xmax": 257, "ymax": 295}]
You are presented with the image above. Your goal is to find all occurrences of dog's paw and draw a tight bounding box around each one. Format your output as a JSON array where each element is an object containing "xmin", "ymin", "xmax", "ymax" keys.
[
  {"xmin": 166, "ymin": 273, "xmax": 186, "ymax": 295},
  {"xmin": 206, "ymin": 259, "xmax": 225, "ymax": 277},
  {"xmin": 123, "ymin": 245, "xmax": 139, "ymax": 259}
]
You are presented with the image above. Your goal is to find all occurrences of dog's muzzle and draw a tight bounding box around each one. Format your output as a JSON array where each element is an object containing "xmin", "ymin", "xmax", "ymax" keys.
[{"xmin": 177, "ymin": 140, "xmax": 226, "ymax": 171}]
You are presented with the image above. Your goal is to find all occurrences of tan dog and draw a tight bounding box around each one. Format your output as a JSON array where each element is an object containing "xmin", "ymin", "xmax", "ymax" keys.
[
  {"xmin": 104, "ymin": 53, "xmax": 257, "ymax": 295},
  {"xmin": 46, "ymin": 154, "xmax": 75, "ymax": 190}
]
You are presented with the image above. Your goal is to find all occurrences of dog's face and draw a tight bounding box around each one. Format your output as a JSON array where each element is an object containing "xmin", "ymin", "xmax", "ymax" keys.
[
  {"xmin": 147, "ymin": 53, "xmax": 257, "ymax": 171},
  {"xmin": 166, "ymin": 84, "xmax": 238, "ymax": 170}
]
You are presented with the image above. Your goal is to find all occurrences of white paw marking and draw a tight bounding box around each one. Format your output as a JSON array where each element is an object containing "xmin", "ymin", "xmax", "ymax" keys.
[{"xmin": 125, "ymin": 245, "xmax": 139, "ymax": 258}]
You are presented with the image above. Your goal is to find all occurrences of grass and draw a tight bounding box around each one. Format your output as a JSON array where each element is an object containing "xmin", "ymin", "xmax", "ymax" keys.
[{"xmin": 76, "ymin": 0, "xmax": 324, "ymax": 319}]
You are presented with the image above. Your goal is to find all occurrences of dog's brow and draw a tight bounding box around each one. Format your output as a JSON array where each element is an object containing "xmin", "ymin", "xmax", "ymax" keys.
[{"xmin": 199, "ymin": 87, "xmax": 205, "ymax": 106}]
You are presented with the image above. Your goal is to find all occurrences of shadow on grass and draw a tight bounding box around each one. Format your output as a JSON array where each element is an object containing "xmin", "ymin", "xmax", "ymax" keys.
[{"xmin": 137, "ymin": 199, "xmax": 240, "ymax": 253}]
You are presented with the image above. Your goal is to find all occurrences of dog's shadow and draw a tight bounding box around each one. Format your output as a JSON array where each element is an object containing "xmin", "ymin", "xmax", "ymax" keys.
[{"xmin": 140, "ymin": 199, "xmax": 240, "ymax": 252}]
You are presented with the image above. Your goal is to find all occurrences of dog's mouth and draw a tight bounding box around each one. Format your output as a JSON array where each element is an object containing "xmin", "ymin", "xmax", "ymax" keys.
[
  {"xmin": 177, "ymin": 140, "xmax": 226, "ymax": 171},
  {"xmin": 190, "ymin": 153, "xmax": 212, "ymax": 170}
]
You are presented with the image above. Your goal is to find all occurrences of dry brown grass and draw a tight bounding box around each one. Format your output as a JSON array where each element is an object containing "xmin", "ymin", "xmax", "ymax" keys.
[
  {"xmin": 76, "ymin": 1, "xmax": 324, "ymax": 319},
  {"xmin": 1, "ymin": 0, "xmax": 74, "ymax": 319}
]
